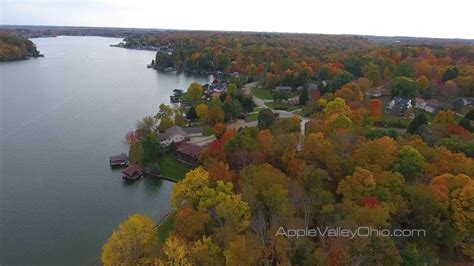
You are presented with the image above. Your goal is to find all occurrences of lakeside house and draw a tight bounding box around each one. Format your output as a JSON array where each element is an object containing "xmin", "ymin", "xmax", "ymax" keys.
[
  {"xmin": 174, "ymin": 135, "xmax": 217, "ymax": 165},
  {"xmin": 157, "ymin": 125, "xmax": 203, "ymax": 145},
  {"xmin": 415, "ymin": 98, "xmax": 441, "ymax": 113},
  {"xmin": 174, "ymin": 142, "xmax": 206, "ymax": 165},
  {"xmin": 204, "ymin": 80, "xmax": 228, "ymax": 101}
]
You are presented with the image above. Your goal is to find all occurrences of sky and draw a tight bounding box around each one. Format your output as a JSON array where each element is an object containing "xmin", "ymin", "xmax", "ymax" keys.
[{"xmin": 1, "ymin": 0, "xmax": 474, "ymax": 39}]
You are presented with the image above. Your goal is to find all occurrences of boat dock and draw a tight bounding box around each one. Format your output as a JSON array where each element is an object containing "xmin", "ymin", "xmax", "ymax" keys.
[
  {"xmin": 122, "ymin": 164, "xmax": 144, "ymax": 181},
  {"xmin": 109, "ymin": 153, "xmax": 129, "ymax": 167},
  {"xmin": 143, "ymin": 170, "xmax": 178, "ymax": 183}
]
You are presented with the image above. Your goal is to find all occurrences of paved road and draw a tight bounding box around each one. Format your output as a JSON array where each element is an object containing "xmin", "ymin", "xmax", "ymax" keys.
[{"xmin": 242, "ymin": 83, "xmax": 310, "ymax": 150}]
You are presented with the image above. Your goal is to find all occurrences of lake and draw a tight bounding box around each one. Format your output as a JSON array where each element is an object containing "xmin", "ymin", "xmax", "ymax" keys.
[{"xmin": 0, "ymin": 36, "xmax": 212, "ymax": 265}]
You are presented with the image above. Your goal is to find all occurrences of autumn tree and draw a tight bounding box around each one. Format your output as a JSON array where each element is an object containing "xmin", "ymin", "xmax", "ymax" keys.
[
  {"xmin": 173, "ymin": 206, "xmax": 210, "ymax": 241},
  {"xmin": 190, "ymin": 236, "xmax": 224, "ymax": 265},
  {"xmin": 407, "ymin": 113, "xmax": 428, "ymax": 134},
  {"xmin": 299, "ymin": 87, "xmax": 309, "ymax": 105},
  {"xmin": 393, "ymin": 145, "xmax": 425, "ymax": 181},
  {"xmin": 302, "ymin": 132, "xmax": 342, "ymax": 178},
  {"xmin": 442, "ymin": 66, "xmax": 458, "ymax": 83},
  {"xmin": 370, "ymin": 99, "xmax": 382, "ymax": 124},
  {"xmin": 352, "ymin": 136, "xmax": 397, "ymax": 172},
  {"xmin": 362, "ymin": 62, "xmax": 382, "ymax": 85},
  {"xmin": 429, "ymin": 174, "xmax": 474, "ymax": 258},
  {"xmin": 390, "ymin": 76, "xmax": 420, "ymax": 98},
  {"xmin": 102, "ymin": 214, "xmax": 159, "ymax": 265},
  {"xmin": 257, "ymin": 108, "xmax": 276, "ymax": 129},
  {"xmin": 163, "ymin": 235, "xmax": 191, "ymax": 265},
  {"xmin": 213, "ymin": 123, "xmax": 227, "ymax": 139},
  {"xmin": 195, "ymin": 103, "xmax": 208, "ymax": 121},
  {"xmin": 206, "ymin": 104, "xmax": 225, "ymax": 125},
  {"xmin": 188, "ymin": 82, "xmax": 204, "ymax": 101},
  {"xmin": 240, "ymin": 164, "xmax": 289, "ymax": 246}
]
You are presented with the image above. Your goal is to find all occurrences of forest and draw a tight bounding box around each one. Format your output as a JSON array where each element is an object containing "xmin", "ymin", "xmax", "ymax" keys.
[
  {"xmin": 102, "ymin": 31, "xmax": 474, "ymax": 265},
  {"xmin": 0, "ymin": 33, "xmax": 41, "ymax": 61}
]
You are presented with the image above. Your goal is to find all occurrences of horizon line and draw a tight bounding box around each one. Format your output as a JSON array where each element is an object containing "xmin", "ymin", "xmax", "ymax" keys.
[{"xmin": 2, "ymin": 24, "xmax": 474, "ymax": 41}]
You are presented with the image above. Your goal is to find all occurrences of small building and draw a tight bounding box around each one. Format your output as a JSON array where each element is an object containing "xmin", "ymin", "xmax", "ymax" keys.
[
  {"xmin": 456, "ymin": 97, "xmax": 474, "ymax": 107},
  {"xmin": 109, "ymin": 153, "xmax": 129, "ymax": 167},
  {"xmin": 122, "ymin": 164, "xmax": 144, "ymax": 181},
  {"xmin": 174, "ymin": 142, "xmax": 205, "ymax": 166},
  {"xmin": 387, "ymin": 96, "xmax": 413, "ymax": 115},
  {"xmin": 368, "ymin": 86, "xmax": 389, "ymax": 98},
  {"xmin": 273, "ymin": 86, "xmax": 293, "ymax": 93},
  {"xmin": 284, "ymin": 96, "xmax": 300, "ymax": 105},
  {"xmin": 157, "ymin": 125, "xmax": 203, "ymax": 145},
  {"xmin": 308, "ymin": 83, "xmax": 321, "ymax": 102},
  {"xmin": 415, "ymin": 98, "xmax": 440, "ymax": 113}
]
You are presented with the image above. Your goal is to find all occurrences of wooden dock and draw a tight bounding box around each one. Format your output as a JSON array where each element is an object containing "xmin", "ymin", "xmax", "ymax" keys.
[{"xmin": 144, "ymin": 172, "xmax": 178, "ymax": 183}]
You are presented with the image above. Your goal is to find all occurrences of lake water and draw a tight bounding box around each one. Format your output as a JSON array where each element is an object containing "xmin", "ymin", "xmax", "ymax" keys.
[{"xmin": 0, "ymin": 36, "xmax": 212, "ymax": 265}]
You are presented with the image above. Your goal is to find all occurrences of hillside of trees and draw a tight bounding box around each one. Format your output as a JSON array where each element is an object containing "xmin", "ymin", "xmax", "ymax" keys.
[
  {"xmin": 102, "ymin": 31, "xmax": 474, "ymax": 265},
  {"xmin": 124, "ymin": 31, "xmax": 474, "ymax": 98},
  {"xmin": 0, "ymin": 33, "xmax": 40, "ymax": 61}
]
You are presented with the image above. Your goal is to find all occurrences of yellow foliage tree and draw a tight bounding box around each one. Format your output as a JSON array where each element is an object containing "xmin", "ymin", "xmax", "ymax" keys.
[
  {"xmin": 101, "ymin": 214, "xmax": 158, "ymax": 266},
  {"xmin": 195, "ymin": 103, "xmax": 208, "ymax": 120},
  {"xmin": 187, "ymin": 82, "xmax": 203, "ymax": 101},
  {"xmin": 163, "ymin": 235, "xmax": 192, "ymax": 265}
]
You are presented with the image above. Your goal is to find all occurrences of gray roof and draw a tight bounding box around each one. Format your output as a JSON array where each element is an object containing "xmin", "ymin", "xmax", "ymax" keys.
[
  {"xmin": 274, "ymin": 86, "xmax": 293, "ymax": 92},
  {"xmin": 157, "ymin": 125, "xmax": 203, "ymax": 140},
  {"xmin": 307, "ymin": 83, "xmax": 319, "ymax": 91}
]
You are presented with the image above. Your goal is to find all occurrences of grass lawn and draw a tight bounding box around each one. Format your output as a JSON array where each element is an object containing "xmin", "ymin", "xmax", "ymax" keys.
[
  {"xmin": 248, "ymin": 112, "xmax": 259, "ymax": 121},
  {"xmin": 381, "ymin": 111, "xmax": 411, "ymax": 128},
  {"xmin": 157, "ymin": 213, "xmax": 175, "ymax": 245},
  {"xmin": 266, "ymin": 101, "xmax": 301, "ymax": 112},
  {"xmin": 203, "ymin": 125, "xmax": 214, "ymax": 136},
  {"xmin": 157, "ymin": 152, "xmax": 193, "ymax": 181},
  {"xmin": 251, "ymin": 86, "xmax": 273, "ymax": 100},
  {"xmin": 179, "ymin": 92, "xmax": 190, "ymax": 101}
]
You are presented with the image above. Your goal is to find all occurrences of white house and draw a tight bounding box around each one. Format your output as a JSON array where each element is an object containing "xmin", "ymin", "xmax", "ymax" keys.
[
  {"xmin": 157, "ymin": 125, "xmax": 203, "ymax": 145},
  {"xmin": 387, "ymin": 96, "xmax": 413, "ymax": 115}
]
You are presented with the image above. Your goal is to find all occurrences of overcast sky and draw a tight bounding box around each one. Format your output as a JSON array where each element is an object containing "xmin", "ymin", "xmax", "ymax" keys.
[{"xmin": 1, "ymin": 0, "xmax": 473, "ymax": 39}]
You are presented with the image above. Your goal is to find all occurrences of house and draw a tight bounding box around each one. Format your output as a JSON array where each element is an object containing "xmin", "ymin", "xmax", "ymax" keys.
[
  {"xmin": 415, "ymin": 98, "xmax": 440, "ymax": 113},
  {"xmin": 273, "ymin": 86, "xmax": 293, "ymax": 93},
  {"xmin": 307, "ymin": 83, "xmax": 321, "ymax": 102},
  {"xmin": 368, "ymin": 86, "xmax": 389, "ymax": 98},
  {"xmin": 284, "ymin": 96, "xmax": 300, "ymax": 105},
  {"xmin": 322, "ymin": 80, "xmax": 334, "ymax": 87},
  {"xmin": 458, "ymin": 97, "xmax": 474, "ymax": 107},
  {"xmin": 174, "ymin": 142, "xmax": 205, "ymax": 165},
  {"xmin": 387, "ymin": 96, "xmax": 413, "ymax": 115},
  {"xmin": 157, "ymin": 125, "xmax": 203, "ymax": 145}
]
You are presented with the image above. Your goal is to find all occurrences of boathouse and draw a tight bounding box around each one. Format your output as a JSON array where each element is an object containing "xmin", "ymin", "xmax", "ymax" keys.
[
  {"xmin": 122, "ymin": 164, "xmax": 144, "ymax": 181},
  {"xmin": 109, "ymin": 153, "xmax": 129, "ymax": 166}
]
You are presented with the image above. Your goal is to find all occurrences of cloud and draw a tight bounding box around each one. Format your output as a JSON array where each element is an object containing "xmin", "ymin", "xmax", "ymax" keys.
[{"xmin": 1, "ymin": 0, "xmax": 473, "ymax": 39}]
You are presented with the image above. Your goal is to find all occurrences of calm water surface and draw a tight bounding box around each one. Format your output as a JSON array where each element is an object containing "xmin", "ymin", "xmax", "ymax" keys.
[{"xmin": 0, "ymin": 36, "xmax": 212, "ymax": 265}]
